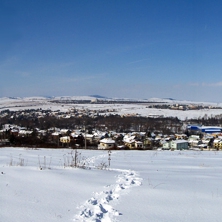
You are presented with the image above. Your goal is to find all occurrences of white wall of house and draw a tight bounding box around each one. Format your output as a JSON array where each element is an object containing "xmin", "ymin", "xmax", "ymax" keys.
[
  {"xmin": 135, "ymin": 141, "xmax": 143, "ymax": 149},
  {"xmin": 162, "ymin": 142, "xmax": 170, "ymax": 149},
  {"xmin": 60, "ymin": 136, "xmax": 70, "ymax": 143}
]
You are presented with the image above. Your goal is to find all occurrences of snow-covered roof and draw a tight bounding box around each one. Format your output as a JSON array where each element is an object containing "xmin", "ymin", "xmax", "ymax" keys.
[
  {"xmin": 99, "ymin": 138, "xmax": 115, "ymax": 144},
  {"xmin": 171, "ymin": 139, "xmax": 188, "ymax": 144}
]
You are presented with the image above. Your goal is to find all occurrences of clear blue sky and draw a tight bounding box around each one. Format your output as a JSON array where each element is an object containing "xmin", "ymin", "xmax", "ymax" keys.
[{"xmin": 1, "ymin": 0, "xmax": 222, "ymax": 102}]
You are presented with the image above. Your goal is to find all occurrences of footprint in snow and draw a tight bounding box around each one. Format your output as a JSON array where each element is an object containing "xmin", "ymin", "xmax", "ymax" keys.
[{"xmin": 74, "ymin": 169, "xmax": 142, "ymax": 221}]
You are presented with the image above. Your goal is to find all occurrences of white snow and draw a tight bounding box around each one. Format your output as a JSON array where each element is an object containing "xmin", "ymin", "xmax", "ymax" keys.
[
  {"xmin": 1, "ymin": 96, "xmax": 222, "ymax": 120},
  {"xmin": 1, "ymin": 148, "xmax": 222, "ymax": 222}
]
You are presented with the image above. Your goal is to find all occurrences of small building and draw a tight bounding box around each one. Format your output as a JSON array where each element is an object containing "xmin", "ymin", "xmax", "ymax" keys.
[
  {"xmin": 123, "ymin": 139, "xmax": 144, "ymax": 149},
  {"xmin": 213, "ymin": 139, "xmax": 222, "ymax": 150},
  {"xmin": 60, "ymin": 136, "xmax": 70, "ymax": 144},
  {"xmin": 135, "ymin": 141, "xmax": 144, "ymax": 149},
  {"xmin": 162, "ymin": 142, "xmax": 170, "ymax": 150},
  {"xmin": 18, "ymin": 130, "xmax": 33, "ymax": 137},
  {"xmin": 188, "ymin": 135, "xmax": 200, "ymax": 147},
  {"xmin": 170, "ymin": 140, "xmax": 189, "ymax": 150},
  {"xmin": 85, "ymin": 134, "xmax": 95, "ymax": 144},
  {"xmin": 98, "ymin": 138, "xmax": 116, "ymax": 150},
  {"xmin": 124, "ymin": 140, "xmax": 135, "ymax": 149}
]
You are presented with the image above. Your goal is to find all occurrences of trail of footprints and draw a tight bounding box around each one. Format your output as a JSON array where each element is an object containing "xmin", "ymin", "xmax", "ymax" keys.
[{"xmin": 74, "ymin": 170, "xmax": 142, "ymax": 222}]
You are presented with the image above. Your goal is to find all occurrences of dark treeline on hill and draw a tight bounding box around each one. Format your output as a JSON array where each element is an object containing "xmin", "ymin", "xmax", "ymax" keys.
[
  {"xmin": 188, "ymin": 116, "xmax": 222, "ymax": 126},
  {"xmin": 1, "ymin": 112, "xmax": 222, "ymax": 133},
  {"xmin": 49, "ymin": 100, "xmax": 164, "ymax": 104},
  {"xmin": 2, "ymin": 114, "xmax": 182, "ymax": 134}
]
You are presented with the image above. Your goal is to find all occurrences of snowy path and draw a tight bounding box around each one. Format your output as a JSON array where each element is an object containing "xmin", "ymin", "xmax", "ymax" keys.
[{"xmin": 74, "ymin": 154, "xmax": 142, "ymax": 222}]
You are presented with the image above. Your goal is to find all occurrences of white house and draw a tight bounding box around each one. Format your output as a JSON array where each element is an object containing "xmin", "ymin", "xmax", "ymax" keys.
[
  {"xmin": 162, "ymin": 141, "xmax": 170, "ymax": 150},
  {"xmin": 123, "ymin": 135, "xmax": 144, "ymax": 149},
  {"xmin": 85, "ymin": 134, "xmax": 95, "ymax": 143},
  {"xmin": 60, "ymin": 136, "xmax": 70, "ymax": 144},
  {"xmin": 135, "ymin": 141, "xmax": 143, "ymax": 149},
  {"xmin": 98, "ymin": 138, "xmax": 116, "ymax": 150},
  {"xmin": 163, "ymin": 140, "xmax": 189, "ymax": 150},
  {"xmin": 170, "ymin": 140, "xmax": 189, "ymax": 150}
]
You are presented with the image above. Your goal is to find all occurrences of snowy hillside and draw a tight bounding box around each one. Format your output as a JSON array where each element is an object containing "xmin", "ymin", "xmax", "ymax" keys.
[
  {"xmin": 1, "ymin": 148, "xmax": 222, "ymax": 222},
  {"xmin": 0, "ymin": 96, "xmax": 222, "ymax": 120}
]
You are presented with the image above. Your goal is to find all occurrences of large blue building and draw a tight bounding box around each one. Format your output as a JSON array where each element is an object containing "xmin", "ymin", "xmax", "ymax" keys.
[{"xmin": 187, "ymin": 125, "xmax": 222, "ymax": 134}]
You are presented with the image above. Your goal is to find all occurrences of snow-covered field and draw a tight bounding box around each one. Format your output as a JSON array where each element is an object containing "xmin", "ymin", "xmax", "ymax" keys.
[
  {"xmin": 1, "ymin": 96, "xmax": 222, "ymax": 120},
  {"xmin": 1, "ymin": 148, "xmax": 222, "ymax": 222}
]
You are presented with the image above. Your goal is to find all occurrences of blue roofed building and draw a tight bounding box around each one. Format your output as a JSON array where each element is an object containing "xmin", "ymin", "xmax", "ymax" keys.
[{"xmin": 187, "ymin": 125, "xmax": 222, "ymax": 134}]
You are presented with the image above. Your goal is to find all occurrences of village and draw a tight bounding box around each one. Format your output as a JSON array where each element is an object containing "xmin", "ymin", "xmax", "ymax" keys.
[
  {"xmin": 0, "ymin": 101, "xmax": 222, "ymax": 151},
  {"xmin": 1, "ymin": 121, "xmax": 222, "ymax": 151}
]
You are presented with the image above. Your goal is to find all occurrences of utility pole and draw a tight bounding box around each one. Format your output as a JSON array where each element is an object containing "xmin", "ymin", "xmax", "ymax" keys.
[
  {"xmin": 108, "ymin": 150, "xmax": 111, "ymax": 167},
  {"xmin": 84, "ymin": 125, "xmax": 87, "ymax": 149}
]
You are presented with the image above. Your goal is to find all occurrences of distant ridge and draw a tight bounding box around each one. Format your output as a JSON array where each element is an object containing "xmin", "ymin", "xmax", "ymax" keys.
[
  {"xmin": 89, "ymin": 95, "xmax": 108, "ymax": 99},
  {"xmin": 0, "ymin": 96, "xmax": 220, "ymax": 106},
  {"xmin": 8, "ymin": 97, "xmax": 21, "ymax": 100},
  {"xmin": 163, "ymin": 98, "xmax": 175, "ymax": 101}
]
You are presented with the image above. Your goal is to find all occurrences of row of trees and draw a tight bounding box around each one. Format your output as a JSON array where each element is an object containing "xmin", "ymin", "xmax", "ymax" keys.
[
  {"xmin": 1, "ymin": 114, "xmax": 184, "ymax": 134},
  {"xmin": 1, "ymin": 112, "xmax": 222, "ymax": 134}
]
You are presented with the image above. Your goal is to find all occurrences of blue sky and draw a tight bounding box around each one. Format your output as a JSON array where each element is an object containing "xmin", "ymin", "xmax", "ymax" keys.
[{"xmin": 1, "ymin": 0, "xmax": 222, "ymax": 102}]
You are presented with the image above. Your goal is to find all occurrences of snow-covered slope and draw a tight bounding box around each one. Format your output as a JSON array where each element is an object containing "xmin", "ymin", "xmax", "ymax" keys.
[
  {"xmin": 1, "ymin": 148, "xmax": 222, "ymax": 222},
  {"xmin": 0, "ymin": 96, "xmax": 222, "ymax": 120}
]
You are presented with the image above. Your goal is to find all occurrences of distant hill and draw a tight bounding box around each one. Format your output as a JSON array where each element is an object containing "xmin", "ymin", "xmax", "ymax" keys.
[
  {"xmin": 0, "ymin": 95, "xmax": 220, "ymax": 106},
  {"xmin": 89, "ymin": 95, "xmax": 109, "ymax": 99}
]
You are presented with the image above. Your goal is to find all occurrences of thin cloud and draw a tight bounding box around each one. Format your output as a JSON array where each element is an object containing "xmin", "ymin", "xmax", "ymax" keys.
[
  {"xmin": 202, "ymin": 82, "xmax": 222, "ymax": 87},
  {"xmin": 52, "ymin": 73, "xmax": 107, "ymax": 83},
  {"xmin": 0, "ymin": 56, "xmax": 19, "ymax": 68},
  {"xmin": 188, "ymin": 82, "xmax": 200, "ymax": 86},
  {"xmin": 188, "ymin": 82, "xmax": 222, "ymax": 87},
  {"xmin": 16, "ymin": 71, "xmax": 31, "ymax": 77},
  {"xmin": 209, "ymin": 82, "xmax": 222, "ymax": 86},
  {"xmin": 128, "ymin": 58, "xmax": 150, "ymax": 65},
  {"xmin": 65, "ymin": 75, "xmax": 100, "ymax": 82}
]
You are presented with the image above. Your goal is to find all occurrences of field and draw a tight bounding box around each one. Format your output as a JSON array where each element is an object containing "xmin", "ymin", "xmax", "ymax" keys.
[
  {"xmin": 1, "ymin": 96, "xmax": 222, "ymax": 120},
  {"xmin": 1, "ymin": 148, "xmax": 222, "ymax": 222}
]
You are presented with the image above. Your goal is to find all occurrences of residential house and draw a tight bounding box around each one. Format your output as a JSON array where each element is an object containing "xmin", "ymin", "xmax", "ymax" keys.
[
  {"xmin": 60, "ymin": 136, "xmax": 70, "ymax": 144},
  {"xmin": 98, "ymin": 138, "xmax": 116, "ymax": 150},
  {"xmin": 162, "ymin": 141, "xmax": 170, "ymax": 150},
  {"xmin": 213, "ymin": 139, "xmax": 222, "ymax": 150},
  {"xmin": 19, "ymin": 130, "xmax": 33, "ymax": 137},
  {"xmin": 123, "ymin": 134, "xmax": 144, "ymax": 149},
  {"xmin": 170, "ymin": 140, "xmax": 189, "ymax": 150}
]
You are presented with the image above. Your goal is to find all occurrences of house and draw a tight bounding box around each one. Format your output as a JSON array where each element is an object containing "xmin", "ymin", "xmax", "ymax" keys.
[
  {"xmin": 143, "ymin": 138, "xmax": 153, "ymax": 149},
  {"xmin": 123, "ymin": 135, "xmax": 144, "ymax": 149},
  {"xmin": 85, "ymin": 134, "xmax": 95, "ymax": 144},
  {"xmin": 10, "ymin": 128, "xmax": 19, "ymax": 137},
  {"xmin": 60, "ymin": 129, "xmax": 69, "ymax": 135},
  {"xmin": 98, "ymin": 138, "xmax": 116, "ymax": 150},
  {"xmin": 70, "ymin": 132, "xmax": 84, "ymax": 146},
  {"xmin": 170, "ymin": 140, "xmax": 189, "ymax": 150},
  {"xmin": 51, "ymin": 131, "xmax": 60, "ymax": 140},
  {"xmin": 162, "ymin": 141, "xmax": 170, "ymax": 150},
  {"xmin": 18, "ymin": 130, "xmax": 33, "ymax": 137},
  {"xmin": 124, "ymin": 140, "xmax": 136, "ymax": 149},
  {"xmin": 175, "ymin": 134, "xmax": 188, "ymax": 140},
  {"xmin": 60, "ymin": 136, "xmax": 70, "ymax": 144},
  {"xmin": 213, "ymin": 139, "xmax": 222, "ymax": 150},
  {"xmin": 135, "ymin": 141, "xmax": 143, "ymax": 149},
  {"xmin": 163, "ymin": 140, "xmax": 189, "ymax": 150},
  {"xmin": 188, "ymin": 135, "xmax": 200, "ymax": 147}
]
